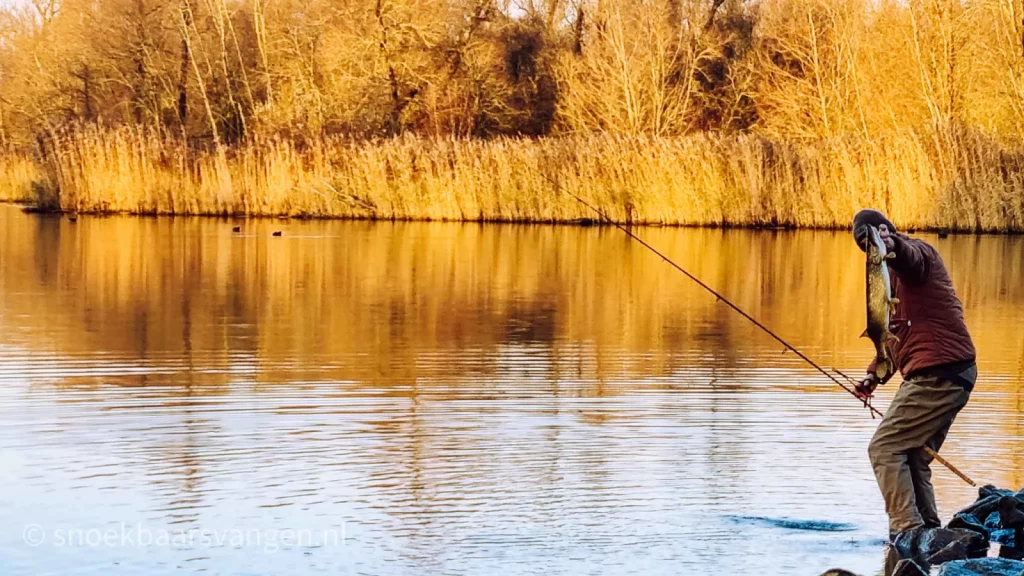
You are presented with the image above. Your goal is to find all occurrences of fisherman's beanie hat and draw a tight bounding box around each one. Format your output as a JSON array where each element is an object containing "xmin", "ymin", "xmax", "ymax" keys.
[{"xmin": 853, "ymin": 209, "xmax": 897, "ymax": 245}]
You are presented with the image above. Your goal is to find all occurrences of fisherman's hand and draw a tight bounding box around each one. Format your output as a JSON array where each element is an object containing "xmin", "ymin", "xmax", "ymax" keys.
[
  {"xmin": 855, "ymin": 374, "xmax": 879, "ymax": 400},
  {"xmin": 877, "ymin": 224, "xmax": 896, "ymax": 251},
  {"xmin": 854, "ymin": 225, "xmax": 869, "ymax": 251}
]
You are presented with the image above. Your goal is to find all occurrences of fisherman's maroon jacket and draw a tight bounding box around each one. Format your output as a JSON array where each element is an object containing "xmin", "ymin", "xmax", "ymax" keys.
[{"xmin": 867, "ymin": 234, "xmax": 976, "ymax": 378}]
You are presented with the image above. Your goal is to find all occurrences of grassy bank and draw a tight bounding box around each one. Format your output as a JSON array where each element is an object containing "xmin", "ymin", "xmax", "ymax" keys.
[{"xmin": 20, "ymin": 127, "xmax": 1024, "ymax": 232}]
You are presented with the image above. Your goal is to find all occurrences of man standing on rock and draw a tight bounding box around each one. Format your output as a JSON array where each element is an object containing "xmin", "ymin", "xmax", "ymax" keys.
[{"xmin": 851, "ymin": 209, "xmax": 978, "ymax": 541}]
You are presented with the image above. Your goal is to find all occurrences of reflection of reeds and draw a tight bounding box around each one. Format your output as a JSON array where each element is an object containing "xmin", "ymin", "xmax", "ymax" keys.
[
  {"xmin": 29, "ymin": 126, "xmax": 1024, "ymax": 231},
  {"xmin": 1, "ymin": 207, "xmax": 1021, "ymax": 392},
  {"xmin": 0, "ymin": 151, "xmax": 41, "ymax": 203}
]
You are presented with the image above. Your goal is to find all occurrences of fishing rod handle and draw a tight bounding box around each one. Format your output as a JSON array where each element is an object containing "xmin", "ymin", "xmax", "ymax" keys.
[{"xmin": 923, "ymin": 445, "xmax": 977, "ymax": 487}]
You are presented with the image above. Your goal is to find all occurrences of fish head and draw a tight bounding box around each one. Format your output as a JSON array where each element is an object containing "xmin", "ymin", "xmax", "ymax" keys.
[{"xmin": 865, "ymin": 225, "xmax": 887, "ymax": 265}]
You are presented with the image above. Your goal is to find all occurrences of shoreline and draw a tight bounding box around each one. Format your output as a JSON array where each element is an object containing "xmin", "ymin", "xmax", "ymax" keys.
[{"xmin": 8, "ymin": 202, "xmax": 1019, "ymax": 236}]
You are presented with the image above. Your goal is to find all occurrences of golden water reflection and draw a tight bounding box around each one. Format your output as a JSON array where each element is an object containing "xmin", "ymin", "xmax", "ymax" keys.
[{"xmin": 0, "ymin": 205, "xmax": 1022, "ymax": 575}]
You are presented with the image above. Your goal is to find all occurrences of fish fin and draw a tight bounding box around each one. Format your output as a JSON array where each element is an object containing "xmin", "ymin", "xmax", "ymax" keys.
[
  {"xmin": 884, "ymin": 331, "xmax": 900, "ymax": 343},
  {"xmin": 886, "ymin": 252, "xmax": 896, "ymax": 260},
  {"xmin": 874, "ymin": 360, "xmax": 891, "ymax": 380},
  {"xmin": 891, "ymin": 298, "xmax": 900, "ymax": 305}
]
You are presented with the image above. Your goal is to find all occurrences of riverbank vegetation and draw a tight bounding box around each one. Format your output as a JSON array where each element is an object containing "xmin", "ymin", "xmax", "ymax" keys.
[
  {"xmin": 2, "ymin": 0, "xmax": 1024, "ymax": 230},
  {"xmin": 0, "ymin": 150, "xmax": 39, "ymax": 202}
]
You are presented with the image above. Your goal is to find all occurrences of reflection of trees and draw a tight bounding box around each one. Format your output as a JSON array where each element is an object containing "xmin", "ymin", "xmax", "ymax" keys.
[
  {"xmin": 0, "ymin": 206, "xmax": 1017, "ymax": 420},
  {"xmin": 2, "ymin": 208, "xmax": 1022, "ymax": 398},
  {"xmin": 31, "ymin": 215, "xmax": 62, "ymax": 288}
]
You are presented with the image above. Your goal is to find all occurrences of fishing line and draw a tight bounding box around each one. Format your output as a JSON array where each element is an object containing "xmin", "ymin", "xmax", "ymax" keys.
[{"xmin": 538, "ymin": 170, "xmax": 977, "ymax": 487}]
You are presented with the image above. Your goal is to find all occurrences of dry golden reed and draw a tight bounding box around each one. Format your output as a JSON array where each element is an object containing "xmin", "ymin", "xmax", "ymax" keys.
[
  {"xmin": 0, "ymin": 151, "xmax": 40, "ymax": 203},
  {"xmin": 36, "ymin": 126, "xmax": 1024, "ymax": 232}
]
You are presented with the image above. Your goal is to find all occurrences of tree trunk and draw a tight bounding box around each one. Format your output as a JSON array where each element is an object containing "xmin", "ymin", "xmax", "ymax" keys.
[
  {"xmin": 573, "ymin": 5, "xmax": 585, "ymax": 55},
  {"xmin": 376, "ymin": 0, "xmax": 404, "ymax": 135},
  {"xmin": 668, "ymin": 0, "xmax": 681, "ymax": 31},
  {"xmin": 133, "ymin": 0, "xmax": 149, "ymax": 124},
  {"xmin": 178, "ymin": 0, "xmax": 191, "ymax": 130},
  {"xmin": 83, "ymin": 65, "xmax": 94, "ymax": 121},
  {"xmin": 703, "ymin": 0, "xmax": 725, "ymax": 32}
]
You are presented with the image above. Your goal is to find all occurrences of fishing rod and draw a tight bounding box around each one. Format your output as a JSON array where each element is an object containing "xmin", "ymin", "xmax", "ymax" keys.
[{"xmin": 539, "ymin": 171, "xmax": 977, "ymax": 487}]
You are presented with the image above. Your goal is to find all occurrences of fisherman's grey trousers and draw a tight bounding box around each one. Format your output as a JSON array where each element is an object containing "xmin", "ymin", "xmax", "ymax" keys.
[{"xmin": 868, "ymin": 365, "xmax": 976, "ymax": 535}]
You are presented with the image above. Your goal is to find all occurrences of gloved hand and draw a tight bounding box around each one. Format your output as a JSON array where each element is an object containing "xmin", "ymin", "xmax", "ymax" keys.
[
  {"xmin": 853, "ymin": 225, "xmax": 869, "ymax": 251},
  {"xmin": 854, "ymin": 224, "xmax": 896, "ymax": 252},
  {"xmin": 877, "ymin": 224, "xmax": 896, "ymax": 251},
  {"xmin": 855, "ymin": 373, "xmax": 879, "ymax": 400}
]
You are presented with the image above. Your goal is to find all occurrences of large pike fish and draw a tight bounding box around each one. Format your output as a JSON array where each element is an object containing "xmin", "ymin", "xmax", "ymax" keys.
[{"xmin": 863, "ymin": 225, "xmax": 900, "ymax": 379}]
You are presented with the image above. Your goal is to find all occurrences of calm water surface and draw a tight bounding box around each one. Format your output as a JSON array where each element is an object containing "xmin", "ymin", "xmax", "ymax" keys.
[{"xmin": 1, "ymin": 205, "xmax": 1022, "ymax": 576}]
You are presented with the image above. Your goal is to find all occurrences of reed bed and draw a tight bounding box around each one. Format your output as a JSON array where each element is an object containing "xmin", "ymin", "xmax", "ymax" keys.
[
  {"xmin": 0, "ymin": 151, "xmax": 41, "ymax": 203},
  {"xmin": 31, "ymin": 126, "xmax": 1024, "ymax": 231}
]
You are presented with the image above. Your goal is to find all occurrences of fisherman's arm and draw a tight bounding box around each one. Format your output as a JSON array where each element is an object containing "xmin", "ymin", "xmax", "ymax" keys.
[{"xmin": 884, "ymin": 230, "xmax": 932, "ymax": 284}]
